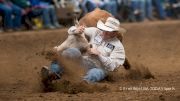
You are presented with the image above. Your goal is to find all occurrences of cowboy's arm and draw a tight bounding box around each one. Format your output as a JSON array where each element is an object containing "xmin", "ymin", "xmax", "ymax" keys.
[{"xmin": 98, "ymin": 45, "xmax": 125, "ymax": 71}]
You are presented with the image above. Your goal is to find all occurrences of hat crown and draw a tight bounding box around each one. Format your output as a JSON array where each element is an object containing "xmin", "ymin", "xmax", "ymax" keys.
[
  {"xmin": 97, "ymin": 17, "xmax": 126, "ymax": 33},
  {"xmin": 104, "ymin": 17, "xmax": 120, "ymax": 30}
]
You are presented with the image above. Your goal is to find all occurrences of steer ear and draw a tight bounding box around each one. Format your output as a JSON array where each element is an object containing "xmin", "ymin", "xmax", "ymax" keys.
[{"xmin": 74, "ymin": 18, "xmax": 80, "ymax": 27}]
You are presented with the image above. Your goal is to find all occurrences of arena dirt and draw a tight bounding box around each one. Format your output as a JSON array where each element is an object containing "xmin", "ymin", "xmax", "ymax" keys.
[{"xmin": 0, "ymin": 21, "xmax": 180, "ymax": 101}]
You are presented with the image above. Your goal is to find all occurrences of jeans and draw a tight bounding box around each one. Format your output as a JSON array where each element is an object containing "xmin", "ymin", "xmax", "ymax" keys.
[
  {"xmin": 0, "ymin": 4, "xmax": 22, "ymax": 29},
  {"xmin": 50, "ymin": 48, "xmax": 107, "ymax": 83},
  {"xmin": 103, "ymin": 1, "xmax": 118, "ymax": 16},
  {"xmin": 50, "ymin": 60, "xmax": 63, "ymax": 75},
  {"xmin": 83, "ymin": 68, "xmax": 106, "ymax": 83},
  {"xmin": 81, "ymin": 0, "xmax": 97, "ymax": 15},
  {"xmin": 166, "ymin": 0, "xmax": 180, "ymax": 18},
  {"xmin": 145, "ymin": 0, "xmax": 153, "ymax": 19},
  {"xmin": 153, "ymin": 0, "xmax": 166, "ymax": 19},
  {"xmin": 130, "ymin": 0, "xmax": 145, "ymax": 21},
  {"xmin": 42, "ymin": 5, "xmax": 59, "ymax": 27},
  {"xmin": 22, "ymin": 8, "xmax": 43, "ymax": 29}
]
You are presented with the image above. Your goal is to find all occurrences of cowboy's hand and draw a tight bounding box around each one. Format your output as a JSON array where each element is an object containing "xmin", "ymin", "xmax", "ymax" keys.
[
  {"xmin": 75, "ymin": 25, "xmax": 85, "ymax": 33},
  {"xmin": 88, "ymin": 48, "xmax": 101, "ymax": 56}
]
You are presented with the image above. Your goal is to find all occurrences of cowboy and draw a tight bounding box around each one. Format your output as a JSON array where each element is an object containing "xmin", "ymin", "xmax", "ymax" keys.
[
  {"xmin": 70, "ymin": 17, "xmax": 126, "ymax": 83},
  {"xmin": 41, "ymin": 17, "xmax": 126, "ymax": 83}
]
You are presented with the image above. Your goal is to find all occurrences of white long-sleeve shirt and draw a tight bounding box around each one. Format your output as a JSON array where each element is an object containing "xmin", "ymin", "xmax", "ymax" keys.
[{"xmin": 68, "ymin": 26, "xmax": 125, "ymax": 71}]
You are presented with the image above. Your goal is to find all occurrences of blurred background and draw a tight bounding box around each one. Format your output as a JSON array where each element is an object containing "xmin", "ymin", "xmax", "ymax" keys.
[{"xmin": 0, "ymin": 0, "xmax": 179, "ymax": 32}]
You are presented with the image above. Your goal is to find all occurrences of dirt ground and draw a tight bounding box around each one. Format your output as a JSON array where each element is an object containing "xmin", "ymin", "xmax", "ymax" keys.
[{"xmin": 0, "ymin": 20, "xmax": 180, "ymax": 101}]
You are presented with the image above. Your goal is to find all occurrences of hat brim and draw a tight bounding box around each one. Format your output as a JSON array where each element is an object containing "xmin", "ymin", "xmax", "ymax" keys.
[{"xmin": 97, "ymin": 20, "xmax": 127, "ymax": 34}]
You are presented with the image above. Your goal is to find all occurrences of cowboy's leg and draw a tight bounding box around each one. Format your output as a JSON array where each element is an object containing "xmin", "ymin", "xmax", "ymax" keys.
[
  {"xmin": 41, "ymin": 48, "xmax": 82, "ymax": 81},
  {"xmin": 50, "ymin": 48, "xmax": 82, "ymax": 74},
  {"xmin": 49, "ymin": 60, "xmax": 63, "ymax": 78},
  {"xmin": 61, "ymin": 48, "xmax": 82, "ymax": 59},
  {"xmin": 83, "ymin": 68, "xmax": 107, "ymax": 83},
  {"xmin": 81, "ymin": 56, "xmax": 98, "ymax": 70},
  {"xmin": 81, "ymin": 55, "xmax": 107, "ymax": 83},
  {"xmin": 60, "ymin": 48, "xmax": 107, "ymax": 83}
]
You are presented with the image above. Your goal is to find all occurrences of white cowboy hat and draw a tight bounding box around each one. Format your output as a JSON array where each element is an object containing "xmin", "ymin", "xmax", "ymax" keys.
[{"xmin": 97, "ymin": 17, "xmax": 126, "ymax": 34}]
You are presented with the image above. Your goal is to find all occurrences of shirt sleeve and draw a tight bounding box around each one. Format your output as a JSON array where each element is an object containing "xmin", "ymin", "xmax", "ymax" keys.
[{"xmin": 98, "ymin": 44, "xmax": 125, "ymax": 71}]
